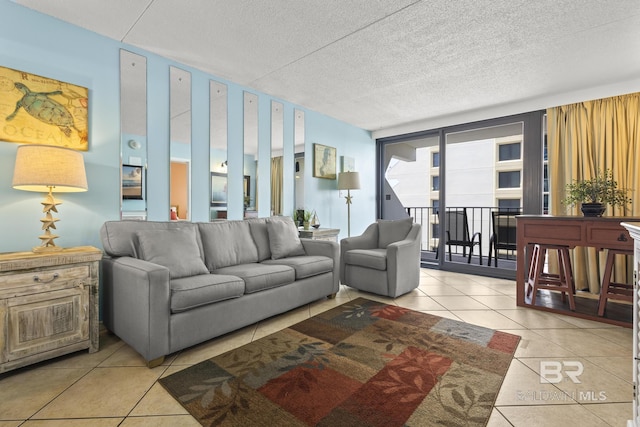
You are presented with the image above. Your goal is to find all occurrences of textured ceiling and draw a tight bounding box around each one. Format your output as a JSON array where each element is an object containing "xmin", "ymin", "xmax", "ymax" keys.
[{"xmin": 15, "ymin": 0, "xmax": 640, "ymax": 133}]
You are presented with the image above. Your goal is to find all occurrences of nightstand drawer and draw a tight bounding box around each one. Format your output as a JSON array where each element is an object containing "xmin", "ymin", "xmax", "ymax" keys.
[{"xmin": 0, "ymin": 265, "xmax": 90, "ymax": 296}]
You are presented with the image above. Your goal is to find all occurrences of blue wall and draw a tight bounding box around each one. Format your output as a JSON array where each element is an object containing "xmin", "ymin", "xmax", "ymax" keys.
[{"xmin": 0, "ymin": 1, "xmax": 375, "ymax": 253}]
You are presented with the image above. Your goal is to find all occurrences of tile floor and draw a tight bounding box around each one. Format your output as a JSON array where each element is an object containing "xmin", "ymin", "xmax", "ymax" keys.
[{"xmin": 0, "ymin": 269, "xmax": 633, "ymax": 426}]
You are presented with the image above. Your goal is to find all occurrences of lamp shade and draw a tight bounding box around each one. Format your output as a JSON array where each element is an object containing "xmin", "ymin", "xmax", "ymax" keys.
[
  {"xmin": 338, "ymin": 171, "xmax": 360, "ymax": 190},
  {"xmin": 12, "ymin": 145, "xmax": 88, "ymax": 192}
]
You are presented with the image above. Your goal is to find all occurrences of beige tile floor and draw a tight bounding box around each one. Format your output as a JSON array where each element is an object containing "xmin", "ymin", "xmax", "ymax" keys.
[{"xmin": 0, "ymin": 269, "xmax": 633, "ymax": 426}]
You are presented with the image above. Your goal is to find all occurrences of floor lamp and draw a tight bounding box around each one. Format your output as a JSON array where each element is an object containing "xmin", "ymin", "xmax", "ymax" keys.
[{"xmin": 338, "ymin": 171, "xmax": 360, "ymax": 237}]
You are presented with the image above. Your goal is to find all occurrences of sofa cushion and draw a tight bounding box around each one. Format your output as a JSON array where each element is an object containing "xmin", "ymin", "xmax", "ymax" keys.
[
  {"xmin": 263, "ymin": 256, "xmax": 333, "ymax": 280},
  {"xmin": 266, "ymin": 216, "xmax": 305, "ymax": 260},
  {"xmin": 213, "ymin": 263, "xmax": 295, "ymax": 293},
  {"xmin": 377, "ymin": 218, "xmax": 413, "ymax": 248},
  {"xmin": 170, "ymin": 274, "xmax": 245, "ymax": 313},
  {"xmin": 136, "ymin": 228, "xmax": 209, "ymax": 279},
  {"xmin": 247, "ymin": 218, "xmax": 271, "ymax": 261},
  {"xmin": 101, "ymin": 220, "xmax": 202, "ymax": 258},
  {"xmin": 344, "ymin": 248, "xmax": 388, "ymax": 271},
  {"xmin": 199, "ymin": 221, "xmax": 259, "ymax": 270}
]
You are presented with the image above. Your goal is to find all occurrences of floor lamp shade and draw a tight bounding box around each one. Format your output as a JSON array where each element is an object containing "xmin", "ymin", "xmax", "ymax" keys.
[
  {"xmin": 338, "ymin": 171, "xmax": 360, "ymax": 191},
  {"xmin": 12, "ymin": 144, "xmax": 88, "ymax": 251}
]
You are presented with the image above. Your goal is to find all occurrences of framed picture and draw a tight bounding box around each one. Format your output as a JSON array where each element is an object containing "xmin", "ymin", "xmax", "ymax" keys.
[
  {"xmin": 0, "ymin": 65, "xmax": 89, "ymax": 150},
  {"xmin": 211, "ymin": 172, "xmax": 227, "ymax": 206},
  {"xmin": 211, "ymin": 173, "xmax": 250, "ymax": 206},
  {"xmin": 313, "ymin": 143, "xmax": 336, "ymax": 179},
  {"xmin": 341, "ymin": 156, "xmax": 355, "ymax": 172},
  {"xmin": 122, "ymin": 164, "xmax": 143, "ymax": 200},
  {"xmin": 243, "ymin": 175, "xmax": 251, "ymax": 207}
]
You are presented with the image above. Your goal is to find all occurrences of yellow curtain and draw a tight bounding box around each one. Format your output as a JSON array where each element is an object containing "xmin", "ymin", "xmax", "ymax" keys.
[
  {"xmin": 547, "ymin": 92, "xmax": 640, "ymax": 293},
  {"xmin": 271, "ymin": 156, "xmax": 283, "ymax": 215}
]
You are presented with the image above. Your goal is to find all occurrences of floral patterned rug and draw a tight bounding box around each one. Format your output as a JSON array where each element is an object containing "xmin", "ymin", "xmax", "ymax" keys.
[{"xmin": 159, "ymin": 297, "xmax": 520, "ymax": 426}]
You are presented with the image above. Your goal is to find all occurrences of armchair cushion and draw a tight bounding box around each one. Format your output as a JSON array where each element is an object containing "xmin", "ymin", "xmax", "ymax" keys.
[
  {"xmin": 343, "ymin": 249, "xmax": 387, "ymax": 271},
  {"xmin": 136, "ymin": 228, "xmax": 208, "ymax": 279},
  {"xmin": 266, "ymin": 216, "xmax": 305, "ymax": 259},
  {"xmin": 377, "ymin": 217, "xmax": 413, "ymax": 248}
]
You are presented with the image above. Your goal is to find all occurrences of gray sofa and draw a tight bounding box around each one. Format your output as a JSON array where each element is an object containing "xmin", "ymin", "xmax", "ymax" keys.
[{"xmin": 100, "ymin": 216, "xmax": 339, "ymax": 367}]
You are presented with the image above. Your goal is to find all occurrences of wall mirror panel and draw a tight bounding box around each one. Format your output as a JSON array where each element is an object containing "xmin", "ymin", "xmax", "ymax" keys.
[
  {"xmin": 120, "ymin": 49, "xmax": 147, "ymax": 220},
  {"xmin": 210, "ymin": 81, "xmax": 228, "ymax": 220},
  {"xmin": 169, "ymin": 66, "xmax": 192, "ymax": 221},
  {"xmin": 244, "ymin": 92, "xmax": 258, "ymax": 217},
  {"xmin": 271, "ymin": 101, "xmax": 284, "ymax": 216},
  {"xmin": 294, "ymin": 109, "xmax": 305, "ymax": 224}
]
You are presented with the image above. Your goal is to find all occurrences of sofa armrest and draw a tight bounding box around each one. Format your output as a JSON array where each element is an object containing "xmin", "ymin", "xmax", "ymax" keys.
[
  {"xmin": 300, "ymin": 239, "xmax": 340, "ymax": 293},
  {"xmin": 101, "ymin": 256, "xmax": 171, "ymax": 362},
  {"xmin": 386, "ymin": 224, "xmax": 422, "ymax": 296}
]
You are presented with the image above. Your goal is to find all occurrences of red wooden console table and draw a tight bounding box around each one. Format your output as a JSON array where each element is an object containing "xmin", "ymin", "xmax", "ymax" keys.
[{"xmin": 515, "ymin": 215, "xmax": 635, "ymax": 326}]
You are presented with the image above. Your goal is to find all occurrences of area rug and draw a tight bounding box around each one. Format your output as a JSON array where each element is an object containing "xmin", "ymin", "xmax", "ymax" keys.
[{"xmin": 159, "ymin": 297, "xmax": 520, "ymax": 426}]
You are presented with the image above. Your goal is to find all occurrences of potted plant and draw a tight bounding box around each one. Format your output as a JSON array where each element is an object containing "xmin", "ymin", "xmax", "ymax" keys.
[
  {"xmin": 562, "ymin": 169, "xmax": 632, "ymax": 217},
  {"xmin": 302, "ymin": 210, "xmax": 313, "ymax": 230}
]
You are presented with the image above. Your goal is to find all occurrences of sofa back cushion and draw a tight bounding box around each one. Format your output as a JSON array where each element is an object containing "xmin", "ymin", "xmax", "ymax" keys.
[
  {"xmin": 136, "ymin": 227, "xmax": 209, "ymax": 279},
  {"xmin": 247, "ymin": 218, "xmax": 271, "ymax": 261},
  {"xmin": 266, "ymin": 216, "xmax": 305, "ymax": 259},
  {"xmin": 377, "ymin": 217, "xmax": 413, "ymax": 248},
  {"xmin": 198, "ymin": 220, "xmax": 259, "ymax": 270},
  {"xmin": 100, "ymin": 221, "xmax": 203, "ymax": 258}
]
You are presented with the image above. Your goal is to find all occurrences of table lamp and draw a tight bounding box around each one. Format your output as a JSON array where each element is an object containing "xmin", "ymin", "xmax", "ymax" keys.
[
  {"xmin": 338, "ymin": 171, "xmax": 360, "ymax": 237},
  {"xmin": 12, "ymin": 144, "xmax": 88, "ymax": 252}
]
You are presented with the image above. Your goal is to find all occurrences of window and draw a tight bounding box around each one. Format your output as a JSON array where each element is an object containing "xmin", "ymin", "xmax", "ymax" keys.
[
  {"xmin": 498, "ymin": 171, "xmax": 520, "ymax": 188},
  {"xmin": 431, "ymin": 199, "xmax": 439, "ymax": 215},
  {"xmin": 498, "ymin": 199, "xmax": 521, "ymax": 211},
  {"xmin": 432, "ymin": 176, "xmax": 439, "ymax": 191},
  {"xmin": 432, "ymin": 152, "xmax": 440, "ymax": 167},
  {"xmin": 498, "ymin": 142, "xmax": 521, "ymax": 161}
]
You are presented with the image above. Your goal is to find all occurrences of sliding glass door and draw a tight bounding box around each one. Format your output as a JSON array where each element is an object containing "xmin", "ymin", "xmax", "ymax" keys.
[{"xmin": 378, "ymin": 111, "xmax": 545, "ymax": 278}]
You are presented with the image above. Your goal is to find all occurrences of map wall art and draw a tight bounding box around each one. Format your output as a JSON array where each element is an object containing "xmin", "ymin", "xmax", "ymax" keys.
[{"xmin": 0, "ymin": 65, "xmax": 88, "ymax": 150}]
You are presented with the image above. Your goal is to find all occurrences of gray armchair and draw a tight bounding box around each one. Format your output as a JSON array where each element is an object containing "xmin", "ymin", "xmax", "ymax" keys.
[{"xmin": 340, "ymin": 218, "xmax": 422, "ymax": 297}]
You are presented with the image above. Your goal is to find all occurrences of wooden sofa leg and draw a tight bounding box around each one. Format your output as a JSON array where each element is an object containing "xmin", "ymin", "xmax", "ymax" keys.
[
  {"xmin": 147, "ymin": 356, "xmax": 165, "ymax": 368},
  {"xmin": 327, "ymin": 293, "xmax": 337, "ymax": 299}
]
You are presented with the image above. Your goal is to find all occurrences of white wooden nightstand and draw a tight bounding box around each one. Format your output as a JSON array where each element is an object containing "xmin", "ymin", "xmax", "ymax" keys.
[{"xmin": 0, "ymin": 246, "xmax": 102, "ymax": 374}]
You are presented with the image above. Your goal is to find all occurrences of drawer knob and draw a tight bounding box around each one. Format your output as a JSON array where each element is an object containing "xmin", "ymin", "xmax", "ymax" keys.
[
  {"xmin": 33, "ymin": 272, "xmax": 59, "ymax": 283},
  {"xmin": 617, "ymin": 233, "xmax": 628, "ymax": 242}
]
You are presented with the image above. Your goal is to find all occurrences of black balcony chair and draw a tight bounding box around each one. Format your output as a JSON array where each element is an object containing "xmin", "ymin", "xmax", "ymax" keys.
[
  {"xmin": 442, "ymin": 209, "xmax": 482, "ymax": 265},
  {"xmin": 488, "ymin": 210, "xmax": 520, "ymax": 267}
]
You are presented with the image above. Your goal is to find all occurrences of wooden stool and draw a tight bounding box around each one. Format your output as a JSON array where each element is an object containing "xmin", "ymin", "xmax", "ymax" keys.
[
  {"xmin": 597, "ymin": 248, "xmax": 634, "ymax": 316},
  {"xmin": 525, "ymin": 244, "xmax": 576, "ymax": 310}
]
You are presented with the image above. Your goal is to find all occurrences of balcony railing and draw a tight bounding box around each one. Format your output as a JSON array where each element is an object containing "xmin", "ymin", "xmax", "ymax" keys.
[{"xmin": 406, "ymin": 206, "xmax": 520, "ymax": 268}]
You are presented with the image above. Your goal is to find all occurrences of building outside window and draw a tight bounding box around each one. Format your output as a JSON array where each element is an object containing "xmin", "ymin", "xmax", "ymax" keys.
[{"xmin": 498, "ymin": 171, "xmax": 521, "ymax": 188}]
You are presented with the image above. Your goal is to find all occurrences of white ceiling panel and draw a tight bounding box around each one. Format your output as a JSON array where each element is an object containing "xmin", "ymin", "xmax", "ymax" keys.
[{"xmin": 14, "ymin": 0, "xmax": 640, "ymax": 132}]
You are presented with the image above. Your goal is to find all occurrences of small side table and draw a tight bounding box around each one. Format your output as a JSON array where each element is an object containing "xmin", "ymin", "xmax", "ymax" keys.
[
  {"xmin": 299, "ymin": 228, "xmax": 340, "ymax": 242},
  {"xmin": 0, "ymin": 246, "xmax": 102, "ymax": 374}
]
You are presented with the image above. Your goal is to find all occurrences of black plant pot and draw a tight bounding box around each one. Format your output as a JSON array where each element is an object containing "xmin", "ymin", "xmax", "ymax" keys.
[{"xmin": 580, "ymin": 202, "xmax": 606, "ymax": 217}]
